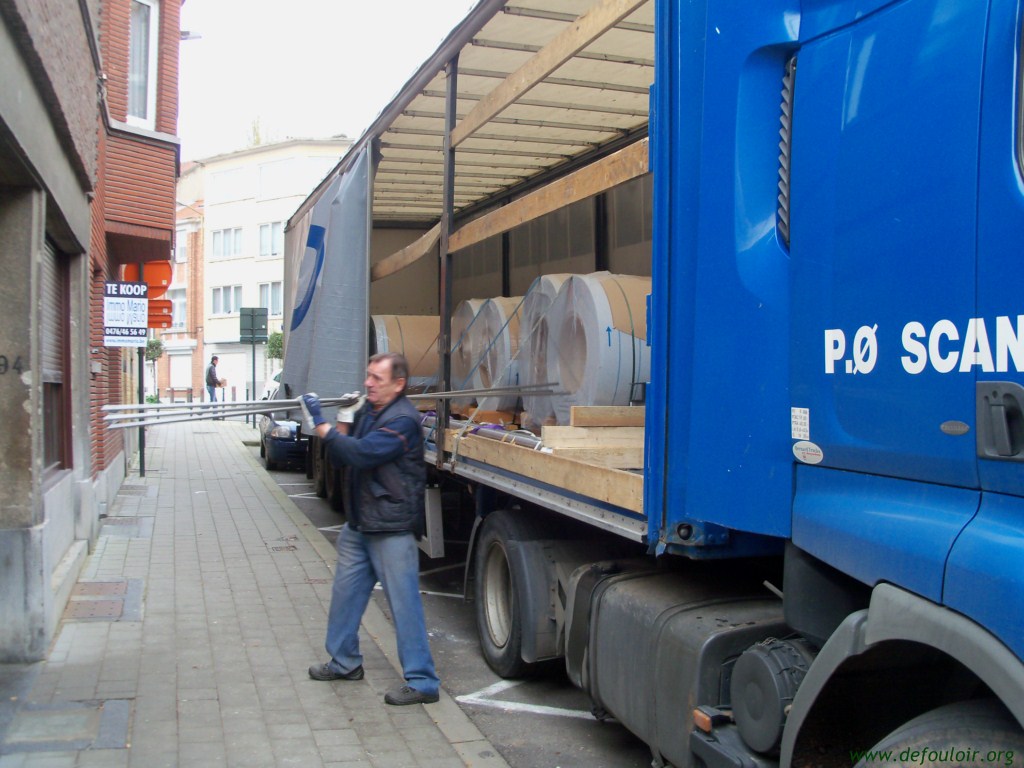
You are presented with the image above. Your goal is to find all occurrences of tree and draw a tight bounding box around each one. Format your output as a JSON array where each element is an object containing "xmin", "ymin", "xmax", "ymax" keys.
[
  {"xmin": 246, "ymin": 117, "xmax": 278, "ymax": 148},
  {"xmin": 145, "ymin": 338, "xmax": 164, "ymax": 361},
  {"xmin": 145, "ymin": 338, "xmax": 164, "ymax": 402},
  {"xmin": 267, "ymin": 331, "xmax": 283, "ymax": 360}
]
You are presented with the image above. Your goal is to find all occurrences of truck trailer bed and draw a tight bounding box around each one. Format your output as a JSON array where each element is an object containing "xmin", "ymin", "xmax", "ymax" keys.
[{"xmin": 431, "ymin": 411, "xmax": 647, "ymax": 542}]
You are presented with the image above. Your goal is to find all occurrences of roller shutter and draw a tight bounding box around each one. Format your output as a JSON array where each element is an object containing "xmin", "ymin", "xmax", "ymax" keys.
[{"xmin": 41, "ymin": 241, "xmax": 68, "ymax": 470}]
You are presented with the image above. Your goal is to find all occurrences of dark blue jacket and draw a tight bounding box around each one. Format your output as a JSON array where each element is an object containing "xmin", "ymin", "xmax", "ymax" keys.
[{"xmin": 322, "ymin": 394, "xmax": 425, "ymax": 536}]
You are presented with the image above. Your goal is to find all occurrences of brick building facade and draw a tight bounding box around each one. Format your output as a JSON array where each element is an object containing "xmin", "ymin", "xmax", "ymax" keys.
[{"xmin": 0, "ymin": 0, "xmax": 179, "ymax": 660}]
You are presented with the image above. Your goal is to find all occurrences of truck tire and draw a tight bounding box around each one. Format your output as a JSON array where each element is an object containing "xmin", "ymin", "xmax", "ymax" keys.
[
  {"xmin": 474, "ymin": 510, "xmax": 533, "ymax": 678},
  {"xmin": 325, "ymin": 457, "xmax": 344, "ymax": 513},
  {"xmin": 854, "ymin": 700, "xmax": 1024, "ymax": 767},
  {"xmin": 261, "ymin": 437, "xmax": 278, "ymax": 471},
  {"xmin": 312, "ymin": 441, "xmax": 327, "ymax": 498},
  {"xmin": 264, "ymin": 450, "xmax": 278, "ymax": 472}
]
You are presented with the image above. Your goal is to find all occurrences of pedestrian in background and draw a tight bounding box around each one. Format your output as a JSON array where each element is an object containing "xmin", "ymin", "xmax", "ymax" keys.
[
  {"xmin": 300, "ymin": 352, "xmax": 440, "ymax": 705},
  {"xmin": 205, "ymin": 355, "xmax": 220, "ymax": 403}
]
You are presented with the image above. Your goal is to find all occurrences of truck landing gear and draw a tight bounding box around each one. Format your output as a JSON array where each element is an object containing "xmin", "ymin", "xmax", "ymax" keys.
[
  {"xmin": 324, "ymin": 456, "xmax": 344, "ymax": 512},
  {"xmin": 311, "ymin": 441, "xmax": 327, "ymax": 498}
]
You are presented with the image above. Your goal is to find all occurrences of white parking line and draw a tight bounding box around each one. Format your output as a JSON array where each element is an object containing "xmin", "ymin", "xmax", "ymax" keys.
[
  {"xmin": 288, "ymin": 492, "xmax": 321, "ymax": 499},
  {"xmin": 420, "ymin": 562, "xmax": 466, "ymax": 577},
  {"xmin": 367, "ymin": 584, "xmax": 462, "ymax": 600},
  {"xmin": 418, "ymin": 589, "xmax": 464, "ymax": 599},
  {"xmin": 456, "ymin": 680, "xmax": 595, "ymax": 720}
]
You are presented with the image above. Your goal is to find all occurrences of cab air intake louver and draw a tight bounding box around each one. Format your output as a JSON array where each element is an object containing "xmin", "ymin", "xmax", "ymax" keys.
[{"xmin": 777, "ymin": 56, "xmax": 796, "ymax": 248}]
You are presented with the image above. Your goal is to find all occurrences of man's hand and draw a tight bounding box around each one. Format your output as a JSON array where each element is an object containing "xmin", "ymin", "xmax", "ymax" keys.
[
  {"xmin": 338, "ymin": 391, "xmax": 366, "ymax": 424},
  {"xmin": 299, "ymin": 393, "xmax": 325, "ymax": 431}
]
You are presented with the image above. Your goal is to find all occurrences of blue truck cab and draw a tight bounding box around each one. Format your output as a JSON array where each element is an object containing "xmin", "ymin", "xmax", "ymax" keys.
[{"xmin": 631, "ymin": 0, "xmax": 1024, "ymax": 764}]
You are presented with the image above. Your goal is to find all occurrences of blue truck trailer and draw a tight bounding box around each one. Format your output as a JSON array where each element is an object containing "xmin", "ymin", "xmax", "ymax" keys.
[{"xmin": 281, "ymin": 1, "xmax": 1024, "ymax": 764}]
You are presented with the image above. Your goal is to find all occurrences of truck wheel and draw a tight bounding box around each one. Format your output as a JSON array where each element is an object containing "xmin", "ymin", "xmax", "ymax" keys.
[
  {"xmin": 854, "ymin": 699, "xmax": 1024, "ymax": 767},
  {"xmin": 325, "ymin": 458, "xmax": 344, "ymax": 513},
  {"xmin": 312, "ymin": 442, "xmax": 327, "ymax": 498},
  {"xmin": 474, "ymin": 510, "xmax": 531, "ymax": 678}
]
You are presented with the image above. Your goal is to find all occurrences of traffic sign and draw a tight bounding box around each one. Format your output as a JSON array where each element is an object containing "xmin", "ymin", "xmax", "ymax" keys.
[
  {"xmin": 123, "ymin": 261, "xmax": 172, "ymax": 299},
  {"xmin": 148, "ymin": 299, "xmax": 172, "ymax": 329},
  {"xmin": 240, "ymin": 307, "xmax": 269, "ymax": 343},
  {"xmin": 148, "ymin": 299, "xmax": 172, "ymax": 315}
]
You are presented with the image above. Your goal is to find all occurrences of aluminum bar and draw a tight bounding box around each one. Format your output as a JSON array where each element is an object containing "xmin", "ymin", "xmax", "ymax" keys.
[{"xmin": 105, "ymin": 384, "xmax": 562, "ymax": 429}]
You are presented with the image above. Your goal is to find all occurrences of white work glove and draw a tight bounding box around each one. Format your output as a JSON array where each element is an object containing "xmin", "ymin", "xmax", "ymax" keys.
[
  {"xmin": 299, "ymin": 393, "xmax": 325, "ymax": 431},
  {"xmin": 338, "ymin": 391, "xmax": 366, "ymax": 424}
]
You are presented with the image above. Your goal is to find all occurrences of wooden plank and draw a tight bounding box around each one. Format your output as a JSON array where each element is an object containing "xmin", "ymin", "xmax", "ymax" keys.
[
  {"xmin": 370, "ymin": 223, "xmax": 441, "ymax": 282},
  {"xmin": 549, "ymin": 444, "xmax": 644, "ymax": 470},
  {"xmin": 449, "ymin": 139, "xmax": 648, "ymax": 253},
  {"xmin": 541, "ymin": 426, "xmax": 644, "ymax": 448},
  {"xmin": 570, "ymin": 405, "xmax": 646, "ymax": 427},
  {"xmin": 451, "ymin": 0, "xmax": 651, "ymax": 147},
  {"xmin": 447, "ymin": 432, "xmax": 643, "ymax": 512}
]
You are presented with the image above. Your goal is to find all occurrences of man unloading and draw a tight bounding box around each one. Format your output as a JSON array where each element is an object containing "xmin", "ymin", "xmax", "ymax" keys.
[{"xmin": 300, "ymin": 352, "xmax": 439, "ymax": 705}]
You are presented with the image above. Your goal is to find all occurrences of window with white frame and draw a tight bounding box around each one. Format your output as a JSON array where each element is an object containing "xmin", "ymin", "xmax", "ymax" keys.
[
  {"xmin": 128, "ymin": 0, "xmax": 160, "ymax": 128},
  {"xmin": 174, "ymin": 228, "xmax": 188, "ymax": 263},
  {"xmin": 259, "ymin": 222, "xmax": 284, "ymax": 258},
  {"xmin": 259, "ymin": 281, "xmax": 283, "ymax": 316},
  {"xmin": 208, "ymin": 167, "xmax": 250, "ymax": 202},
  {"xmin": 168, "ymin": 288, "xmax": 186, "ymax": 329},
  {"xmin": 211, "ymin": 285, "xmax": 243, "ymax": 315},
  {"xmin": 212, "ymin": 227, "xmax": 243, "ymax": 259}
]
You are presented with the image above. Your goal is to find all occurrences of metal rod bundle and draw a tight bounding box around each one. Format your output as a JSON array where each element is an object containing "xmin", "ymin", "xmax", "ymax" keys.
[
  {"xmin": 102, "ymin": 384, "xmax": 562, "ymax": 430},
  {"xmin": 102, "ymin": 396, "xmax": 354, "ymax": 430}
]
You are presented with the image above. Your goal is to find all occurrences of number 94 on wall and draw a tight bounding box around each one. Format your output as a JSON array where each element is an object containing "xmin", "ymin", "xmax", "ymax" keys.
[{"xmin": 0, "ymin": 355, "xmax": 24, "ymax": 375}]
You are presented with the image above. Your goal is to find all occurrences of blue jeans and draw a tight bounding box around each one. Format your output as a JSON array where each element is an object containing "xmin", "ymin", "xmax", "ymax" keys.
[
  {"xmin": 324, "ymin": 524, "xmax": 439, "ymax": 695},
  {"xmin": 207, "ymin": 385, "xmax": 217, "ymax": 402}
]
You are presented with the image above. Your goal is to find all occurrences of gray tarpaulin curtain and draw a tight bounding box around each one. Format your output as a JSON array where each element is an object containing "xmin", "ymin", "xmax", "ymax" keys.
[{"xmin": 281, "ymin": 147, "xmax": 372, "ymax": 421}]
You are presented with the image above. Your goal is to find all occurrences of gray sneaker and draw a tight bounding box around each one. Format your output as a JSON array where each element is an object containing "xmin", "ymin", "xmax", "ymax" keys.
[
  {"xmin": 308, "ymin": 663, "xmax": 364, "ymax": 682},
  {"xmin": 384, "ymin": 684, "xmax": 439, "ymax": 705}
]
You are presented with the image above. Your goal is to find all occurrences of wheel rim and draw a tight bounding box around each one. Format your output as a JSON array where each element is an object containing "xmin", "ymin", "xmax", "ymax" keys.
[{"xmin": 482, "ymin": 540, "xmax": 513, "ymax": 649}]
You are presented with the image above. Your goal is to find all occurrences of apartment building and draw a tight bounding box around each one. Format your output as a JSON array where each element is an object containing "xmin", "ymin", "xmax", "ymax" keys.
[{"xmin": 165, "ymin": 138, "xmax": 352, "ymax": 402}]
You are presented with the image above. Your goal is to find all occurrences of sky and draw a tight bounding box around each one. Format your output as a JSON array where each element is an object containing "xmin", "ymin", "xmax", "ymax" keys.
[{"xmin": 177, "ymin": 0, "xmax": 477, "ymax": 162}]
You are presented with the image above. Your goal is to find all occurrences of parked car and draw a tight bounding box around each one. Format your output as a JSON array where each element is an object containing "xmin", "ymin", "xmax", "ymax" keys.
[
  {"xmin": 259, "ymin": 387, "xmax": 307, "ymax": 471},
  {"xmin": 260, "ymin": 368, "xmax": 283, "ymax": 401}
]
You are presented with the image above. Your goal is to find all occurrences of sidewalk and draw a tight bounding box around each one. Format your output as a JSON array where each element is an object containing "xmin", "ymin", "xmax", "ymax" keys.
[{"xmin": 0, "ymin": 420, "xmax": 509, "ymax": 768}]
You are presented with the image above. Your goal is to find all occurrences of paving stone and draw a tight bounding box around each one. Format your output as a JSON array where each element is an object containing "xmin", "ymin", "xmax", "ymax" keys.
[
  {"xmin": 178, "ymin": 742, "xmax": 226, "ymax": 765},
  {"xmin": 316, "ymin": 745, "xmax": 369, "ymax": 763},
  {"xmin": 312, "ymin": 729, "xmax": 361, "ymax": 748},
  {"xmin": 176, "ymin": 724, "xmax": 224, "ymax": 744},
  {"xmin": 75, "ymin": 749, "xmax": 130, "ymax": 768},
  {"xmin": 0, "ymin": 423, "xmax": 507, "ymax": 768},
  {"xmin": 266, "ymin": 722, "xmax": 313, "ymax": 740}
]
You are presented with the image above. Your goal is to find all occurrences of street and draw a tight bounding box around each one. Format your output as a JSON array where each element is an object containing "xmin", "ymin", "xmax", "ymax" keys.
[{"xmin": 248, "ymin": 440, "xmax": 653, "ymax": 768}]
